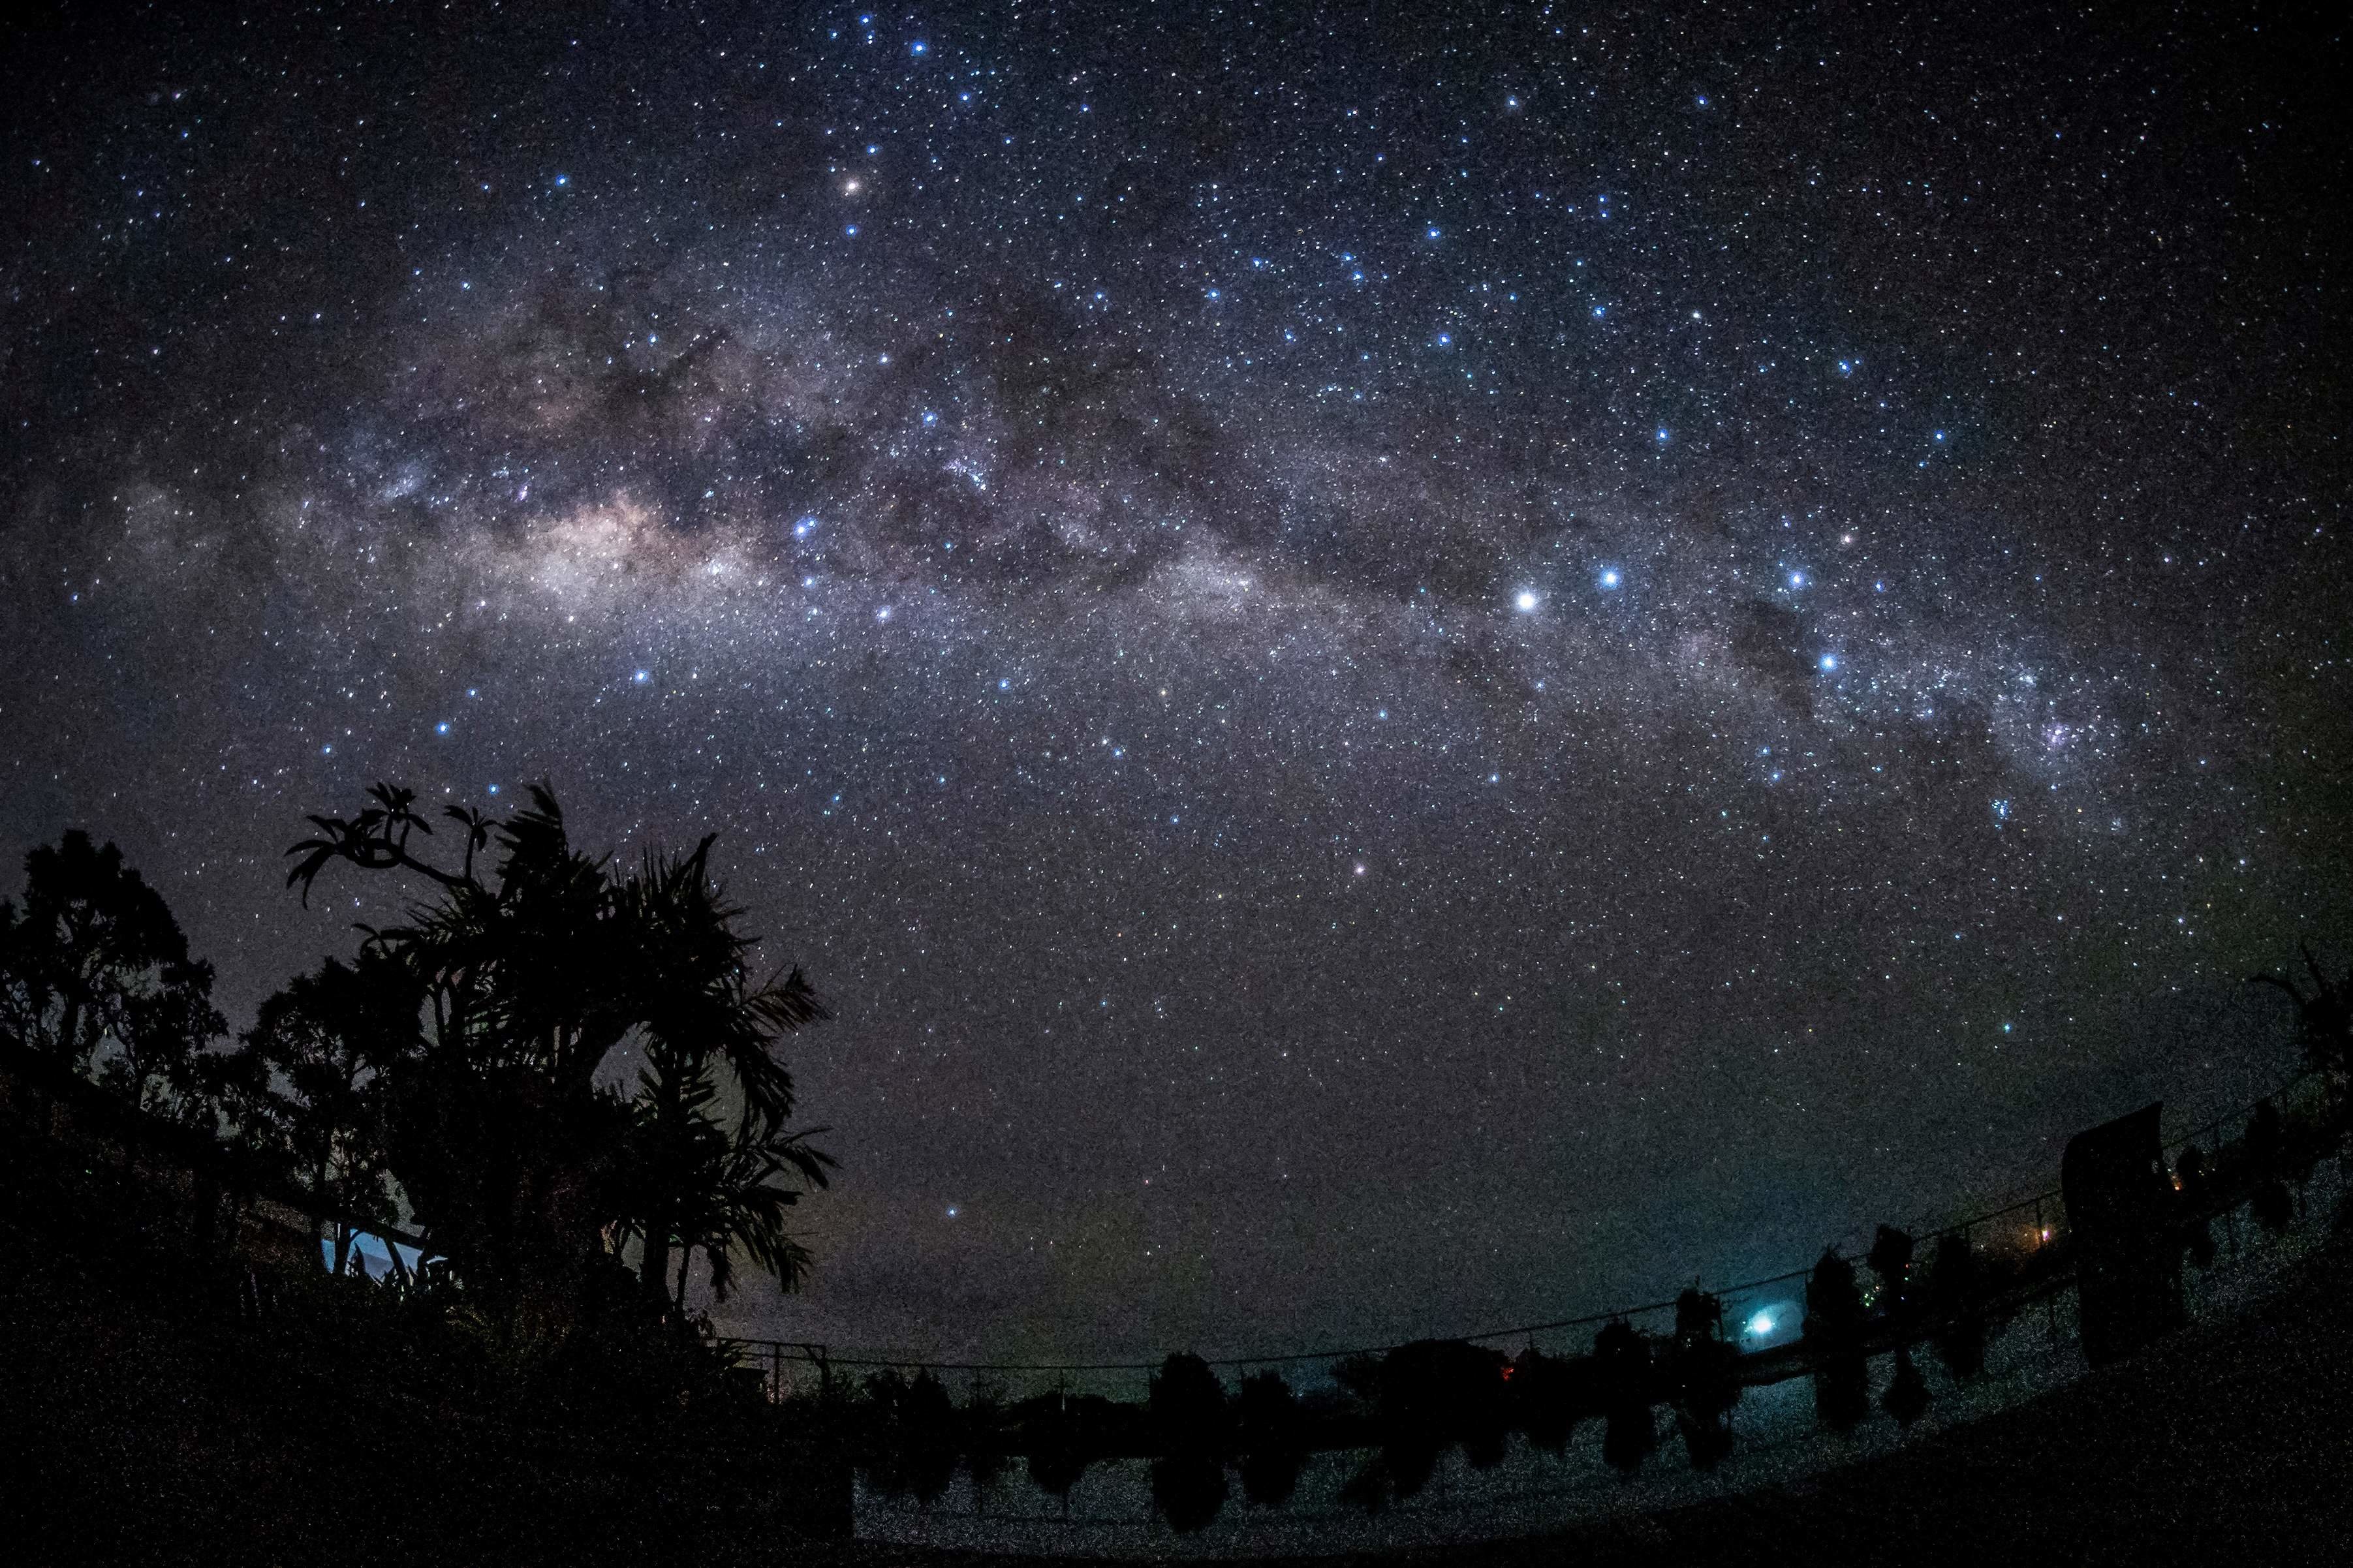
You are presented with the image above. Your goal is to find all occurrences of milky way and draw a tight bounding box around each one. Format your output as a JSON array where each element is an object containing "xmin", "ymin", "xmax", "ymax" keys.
[{"xmin": 3, "ymin": 3, "xmax": 2348, "ymax": 1362}]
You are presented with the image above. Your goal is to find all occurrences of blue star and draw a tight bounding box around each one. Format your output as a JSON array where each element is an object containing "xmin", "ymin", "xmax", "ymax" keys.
[{"xmin": 1598, "ymin": 567, "xmax": 1622, "ymax": 589}]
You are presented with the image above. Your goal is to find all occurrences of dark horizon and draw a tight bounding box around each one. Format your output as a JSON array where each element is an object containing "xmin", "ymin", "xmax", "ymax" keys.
[{"xmin": 4, "ymin": 0, "xmax": 2349, "ymax": 1368}]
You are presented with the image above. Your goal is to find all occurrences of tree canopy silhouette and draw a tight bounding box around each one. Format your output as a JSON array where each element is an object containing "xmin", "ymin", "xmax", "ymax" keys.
[
  {"xmin": 0, "ymin": 829, "xmax": 224, "ymax": 1122},
  {"xmin": 218, "ymin": 949, "xmax": 419, "ymax": 1276},
  {"xmin": 281, "ymin": 781, "xmax": 832, "ymax": 1329}
]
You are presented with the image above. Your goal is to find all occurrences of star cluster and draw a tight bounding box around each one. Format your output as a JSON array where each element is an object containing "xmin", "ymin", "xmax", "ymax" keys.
[{"xmin": 2, "ymin": 3, "xmax": 2347, "ymax": 1361}]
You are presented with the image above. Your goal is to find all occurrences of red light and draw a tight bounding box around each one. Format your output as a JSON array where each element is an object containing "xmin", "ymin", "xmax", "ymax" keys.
[{"xmin": 1500, "ymin": 1364, "xmax": 1516, "ymax": 1382}]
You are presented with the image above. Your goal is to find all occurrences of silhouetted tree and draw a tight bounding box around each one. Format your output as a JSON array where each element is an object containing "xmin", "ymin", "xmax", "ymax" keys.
[
  {"xmin": 961, "ymin": 1382, "xmax": 1010, "ymax": 1511},
  {"xmin": 1022, "ymin": 1393, "xmax": 1091, "ymax": 1514},
  {"xmin": 1867, "ymin": 1225, "xmax": 1917, "ymax": 1323},
  {"xmin": 1805, "ymin": 1246, "xmax": 1869, "ymax": 1432},
  {"xmin": 0, "ymin": 830, "xmax": 225, "ymax": 1121},
  {"xmin": 1234, "ymin": 1371, "xmax": 1305, "ymax": 1506},
  {"xmin": 614, "ymin": 838, "xmax": 830, "ymax": 1315},
  {"xmin": 1927, "ymin": 1233, "xmax": 1987, "ymax": 1381},
  {"xmin": 1881, "ymin": 1347, "xmax": 1930, "ymax": 1428},
  {"xmin": 1665, "ymin": 1287, "xmax": 1741, "ymax": 1470},
  {"xmin": 2245, "ymin": 1099, "xmax": 2294, "ymax": 1233},
  {"xmin": 1149, "ymin": 1455, "xmax": 1228, "ymax": 1533},
  {"xmin": 225, "ymin": 951, "xmax": 420, "ymax": 1274},
  {"xmin": 649, "ymin": 1062, "xmax": 834, "ymax": 1311},
  {"xmin": 1148, "ymin": 1352, "xmax": 1231, "ymax": 1456},
  {"xmin": 1345, "ymin": 1339, "xmax": 1514, "ymax": 1503},
  {"xmin": 860, "ymin": 1368, "xmax": 957, "ymax": 1503},
  {"xmin": 898, "ymin": 1372, "xmax": 958, "ymax": 1503},
  {"xmin": 1591, "ymin": 1320, "xmax": 1656, "ymax": 1475},
  {"xmin": 283, "ymin": 782, "xmax": 831, "ymax": 1332},
  {"xmin": 2251, "ymin": 947, "xmax": 2353, "ymax": 1085},
  {"xmin": 1509, "ymin": 1346, "xmax": 1583, "ymax": 1454}
]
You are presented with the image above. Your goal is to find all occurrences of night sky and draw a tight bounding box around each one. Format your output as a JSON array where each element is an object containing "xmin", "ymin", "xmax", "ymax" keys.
[{"xmin": 3, "ymin": 2, "xmax": 2348, "ymax": 1364}]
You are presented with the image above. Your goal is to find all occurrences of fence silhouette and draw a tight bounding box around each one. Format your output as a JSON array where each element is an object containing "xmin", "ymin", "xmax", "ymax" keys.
[{"xmin": 721, "ymin": 1068, "xmax": 2340, "ymax": 1409}]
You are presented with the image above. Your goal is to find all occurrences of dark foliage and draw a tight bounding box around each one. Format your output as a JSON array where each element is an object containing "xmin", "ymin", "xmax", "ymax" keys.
[
  {"xmin": 1149, "ymin": 1454, "xmax": 1228, "ymax": 1533},
  {"xmin": 1882, "ymin": 1347, "xmax": 1931, "ymax": 1428},
  {"xmin": 1929, "ymin": 1233, "xmax": 1989, "ymax": 1382},
  {"xmin": 1805, "ymin": 1247, "xmax": 1871, "ymax": 1432},
  {"xmin": 1509, "ymin": 1345, "xmax": 1590, "ymax": 1453},
  {"xmin": 1593, "ymin": 1319, "xmax": 1658, "ymax": 1475},
  {"xmin": 1149, "ymin": 1351, "xmax": 1231, "ymax": 1456},
  {"xmin": 1666, "ymin": 1288, "xmax": 1741, "ymax": 1471},
  {"xmin": 1234, "ymin": 1370, "xmax": 1305, "ymax": 1505},
  {"xmin": 278, "ymin": 782, "xmax": 832, "ymax": 1331},
  {"xmin": 0, "ymin": 831, "xmax": 225, "ymax": 1120},
  {"xmin": 1868, "ymin": 1225, "xmax": 1918, "ymax": 1323}
]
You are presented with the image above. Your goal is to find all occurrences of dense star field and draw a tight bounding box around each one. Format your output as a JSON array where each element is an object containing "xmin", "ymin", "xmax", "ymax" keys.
[{"xmin": 2, "ymin": 3, "xmax": 2347, "ymax": 1362}]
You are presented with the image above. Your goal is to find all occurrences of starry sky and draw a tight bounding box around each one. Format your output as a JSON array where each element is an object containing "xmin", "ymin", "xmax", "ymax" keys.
[{"xmin": 3, "ymin": 1, "xmax": 2348, "ymax": 1364}]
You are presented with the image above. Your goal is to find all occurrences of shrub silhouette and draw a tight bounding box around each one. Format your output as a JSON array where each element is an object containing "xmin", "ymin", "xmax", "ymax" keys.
[
  {"xmin": 1508, "ymin": 1345, "xmax": 1588, "ymax": 1454},
  {"xmin": 2243, "ymin": 1099, "xmax": 2295, "ymax": 1233},
  {"xmin": 1867, "ymin": 1224, "xmax": 1918, "ymax": 1323},
  {"xmin": 860, "ymin": 1369, "xmax": 957, "ymax": 1503},
  {"xmin": 1149, "ymin": 1455, "xmax": 1228, "ymax": 1533},
  {"xmin": 1149, "ymin": 1352, "xmax": 1230, "ymax": 1456},
  {"xmin": 1025, "ymin": 1441, "xmax": 1089, "ymax": 1509},
  {"xmin": 961, "ymin": 1381, "xmax": 1010, "ymax": 1506},
  {"xmin": 1928, "ymin": 1232, "xmax": 1988, "ymax": 1381},
  {"xmin": 1234, "ymin": 1370, "xmax": 1305, "ymax": 1506},
  {"xmin": 1882, "ymin": 1346, "xmax": 1931, "ymax": 1428},
  {"xmin": 1805, "ymin": 1246, "xmax": 1870, "ymax": 1432},
  {"xmin": 1382, "ymin": 1339, "xmax": 1513, "ymax": 1488},
  {"xmin": 1665, "ymin": 1287, "xmax": 1741, "ymax": 1470},
  {"xmin": 1592, "ymin": 1320, "xmax": 1657, "ymax": 1475}
]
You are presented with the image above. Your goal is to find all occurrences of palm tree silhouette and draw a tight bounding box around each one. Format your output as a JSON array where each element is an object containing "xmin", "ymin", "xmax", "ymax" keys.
[
  {"xmin": 2251, "ymin": 947, "xmax": 2352, "ymax": 1083},
  {"xmin": 616, "ymin": 838, "xmax": 832, "ymax": 1315},
  {"xmin": 284, "ymin": 781, "xmax": 832, "ymax": 1326}
]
